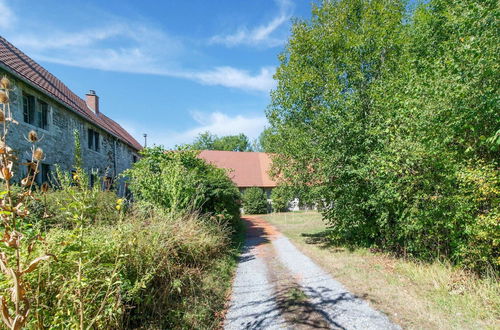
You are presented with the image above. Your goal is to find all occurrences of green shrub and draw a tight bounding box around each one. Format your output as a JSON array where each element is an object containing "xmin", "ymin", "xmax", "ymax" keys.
[
  {"xmin": 125, "ymin": 147, "xmax": 241, "ymax": 224},
  {"xmin": 23, "ymin": 202, "xmax": 236, "ymax": 329},
  {"xmin": 271, "ymin": 186, "xmax": 293, "ymax": 212},
  {"xmin": 242, "ymin": 187, "xmax": 269, "ymax": 214}
]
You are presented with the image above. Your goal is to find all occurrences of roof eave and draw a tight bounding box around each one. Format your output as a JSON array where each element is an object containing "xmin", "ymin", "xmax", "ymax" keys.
[{"xmin": 0, "ymin": 62, "xmax": 141, "ymax": 152}]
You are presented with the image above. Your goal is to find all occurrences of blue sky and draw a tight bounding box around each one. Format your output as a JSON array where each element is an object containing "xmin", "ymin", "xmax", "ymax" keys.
[{"xmin": 0, "ymin": 0, "xmax": 313, "ymax": 147}]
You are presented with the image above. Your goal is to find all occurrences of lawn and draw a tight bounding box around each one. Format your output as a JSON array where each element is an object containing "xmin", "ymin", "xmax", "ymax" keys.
[{"xmin": 261, "ymin": 212, "xmax": 500, "ymax": 330}]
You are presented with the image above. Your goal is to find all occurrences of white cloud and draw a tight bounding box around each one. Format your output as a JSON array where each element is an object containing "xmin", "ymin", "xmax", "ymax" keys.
[
  {"xmin": 0, "ymin": 0, "xmax": 16, "ymax": 29},
  {"xmin": 121, "ymin": 112, "xmax": 267, "ymax": 148},
  {"xmin": 171, "ymin": 111, "xmax": 267, "ymax": 147},
  {"xmin": 182, "ymin": 66, "xmax": 276, "ymax": 92},
  {"xmin": 1, "ymin": 2, "xmax": 276, "ymax": 93},
  {"xmin": 210, "ymin": 0, "xmax": 292, "ymax": 47}
]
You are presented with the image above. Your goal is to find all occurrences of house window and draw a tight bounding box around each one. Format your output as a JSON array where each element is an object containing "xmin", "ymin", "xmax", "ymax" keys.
[
  {"xmin": 22, "ymin": 92, "xmax": 48, "ymax": 129},
  {"xmin": 87, "ymin": 128, "xmax": 100, "ymax": 152},
  {"xmin": 38, "ymin": 100, "xmax": 48, "ymax": 129},
  {"xmin": 132, "ymin": 155, "xmax": 137, "ymax": 163},
  {"xmin": 23, "ymin": 94, "xmax": 35, "ymax": 124}
]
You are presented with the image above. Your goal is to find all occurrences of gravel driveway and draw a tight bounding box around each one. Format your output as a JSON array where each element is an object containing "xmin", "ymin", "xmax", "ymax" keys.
[{"xmin": 224, "ymin": 216, "xmax": 401, "ymax": 330}]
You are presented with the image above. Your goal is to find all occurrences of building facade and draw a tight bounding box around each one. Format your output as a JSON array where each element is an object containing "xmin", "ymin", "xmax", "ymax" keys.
[{"xmin": 0, "ymin": 36, "xmax": 141, "ymax": 194}]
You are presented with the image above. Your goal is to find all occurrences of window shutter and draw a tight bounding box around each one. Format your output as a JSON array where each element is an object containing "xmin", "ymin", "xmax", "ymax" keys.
[
  {"xmin": 41, "ymin": 102, "xmax": 48, "ymax": 129},
  {"xmin": 23, "ymin": 95, "xmax": 29, "ymax": 123},
  {"xmin": 94, "ymin": 132, "xmax": 100, "ymax": 151},
  {"xmin": 28, "ymin": 96, "xmax": 35, "ymax": 124},
  {"xmin": 88, "ymin": 129, "xmax": 93, "ymax": 149}
]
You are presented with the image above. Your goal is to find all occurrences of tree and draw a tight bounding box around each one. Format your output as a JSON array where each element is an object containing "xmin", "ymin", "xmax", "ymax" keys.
[
  {"xmin": 190, "ymin": 131, "xmax": 216, "ymax": 150},
  {"xmin": 242, "ymin": 188, "xmax": 269, "ymax": 214},
  {"xmin": 270, "ymin": 185, "xmax": 293, "ymax": 212},
  {"xmin": 267, "ymin": 0, "xmax": 406, "ymax": 242},
  {"xmin": 257, "ymin": 127, "xmax": 279, "ymax": 153},
  {"xmin": 125, "ymin": 146, "xmax": 241, "ymax": 223},
  {"xmin": 213, "ymin": 134, "xmax": 251, "ymax": 152},
  {"xmin": 266, "ymin": 0, "xmax": 499, "ymax": 272},
  {"xmin": 187, "ymin": 131, "xmax": 252, "ymax": 151}
]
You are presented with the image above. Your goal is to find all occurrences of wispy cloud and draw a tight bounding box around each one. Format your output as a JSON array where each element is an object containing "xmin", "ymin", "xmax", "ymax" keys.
[
  {"xmin": 0, "ymin": 0, "xmax": 16, "ymax": 29},
  {"xmin": 182, "ymin": 67, "xmax": 276, "ymax": 92},
  {"xmin": 209, "ymin": 0, "xmax": 292, "ymax": 47},
  {"xmin": 1, "ymin": 2, "xmax": 276, "ymax": 93},
  {"xmin": 120, "ymin": 111, "xmax": 267, "ymax": 148},
  {"xmin": 186, "ymin": 111, "xmax": 267, "ymax": 140}
]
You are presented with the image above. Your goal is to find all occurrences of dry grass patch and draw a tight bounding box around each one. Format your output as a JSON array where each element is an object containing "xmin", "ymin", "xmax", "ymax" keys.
[{"xmin": 262, "ymin": 212, "xmax": 499, "ymax": 329}]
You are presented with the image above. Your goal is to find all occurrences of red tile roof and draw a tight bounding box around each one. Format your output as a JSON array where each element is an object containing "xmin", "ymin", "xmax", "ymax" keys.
[
  {"xmin": 0, "ymin": 36, "xmax": 142, "ymax": 151},
  {"xmin": 198, "ymin": 150, "xmax": 276, "ymax": 188}
]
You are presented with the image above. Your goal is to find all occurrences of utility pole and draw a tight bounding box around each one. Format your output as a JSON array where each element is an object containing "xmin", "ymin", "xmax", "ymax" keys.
[{"xmin": 143, "ymin": 133, "xmax": 147, "ymax": 148}]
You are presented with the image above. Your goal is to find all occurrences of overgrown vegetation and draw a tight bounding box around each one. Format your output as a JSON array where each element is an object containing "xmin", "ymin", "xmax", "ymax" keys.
[
  {"xmin": 266, "ymin": 0, "xmax": 499, "ymax": 274},
  {"xmin": 28, "ymin": 200, "xmax": 238, "ymax": 328},
  {"xmin": 0, "ymin": 76, "xmax": 55, "ymax": 329},
  {"xmin": 125, "ymin": 146, "xmax": 241, "ymax": 224},
  {"xmin": 242, "ymin": 187, "xmax": 269, "ymax": 214},
  {"xmin": 22, "ymin": 157, "xmax": 241, "ymax": 328}
]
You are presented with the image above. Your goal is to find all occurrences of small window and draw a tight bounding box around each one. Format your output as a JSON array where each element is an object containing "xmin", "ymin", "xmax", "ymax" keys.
[
  {"xmin": 89, "ymin": 172, "xmax": 95, "ymax": 188},
  {"xmin": 23, "ymin": 94, "xmax": 35, "ymax": 125},
  {"xmin": 38, "ymin": 100, "xmax": 48, "ymax": 129},
  {"xmin": 132, "ymin": 155, "xmax": 138, "ymax": 163},
  {"xmin": 87, "ymin": 128, "xmax": 99, "ymax": 151},
  {"xmin": 22, "ymin": 93, "xmax": 49, "ymax": 129}
]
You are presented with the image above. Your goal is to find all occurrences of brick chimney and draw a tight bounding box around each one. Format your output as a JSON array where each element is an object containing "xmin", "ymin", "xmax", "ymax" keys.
[{"xmin": 85, "ymin": 90, "xmax": 99, "ymax": 115}]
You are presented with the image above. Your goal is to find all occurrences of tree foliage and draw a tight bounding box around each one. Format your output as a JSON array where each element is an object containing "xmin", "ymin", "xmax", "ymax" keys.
[
  {"xmin": 125, "ymin": 147, "xmax": 241, "ymax": 223},
  {"xmin": 188, "ymin": 131, "xmax": 252, "ymax": 152},
  {"xmin": 242, "ymin": 187, "xmax": 269, "ymax": 214},
  {"xmin": 266, "ymin": 0, "xmax": 499, "ymax": 273},
  {"xmin": 270, "ymin": 185, "xmax": 293, "ymax": 212}
]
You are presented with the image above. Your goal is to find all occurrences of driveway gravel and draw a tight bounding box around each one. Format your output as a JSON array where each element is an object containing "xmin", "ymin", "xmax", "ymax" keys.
[{"xmin": 224, "ymin": 216, "xmax": 401, "ymax": 330}]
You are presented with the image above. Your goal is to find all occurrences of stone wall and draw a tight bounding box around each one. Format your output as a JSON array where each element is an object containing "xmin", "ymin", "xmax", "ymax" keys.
[{"xmin": 2, "ymin": 69, "xmax": 139, "ymax": 195}]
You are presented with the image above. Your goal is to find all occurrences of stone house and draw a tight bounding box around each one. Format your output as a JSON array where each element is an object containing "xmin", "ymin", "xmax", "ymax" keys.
[{"xmin": 0, "ymin": 36, "xmax": 142, "ymax": 195}]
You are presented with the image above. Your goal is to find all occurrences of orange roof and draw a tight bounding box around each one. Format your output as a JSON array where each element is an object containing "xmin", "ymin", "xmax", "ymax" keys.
[
  {"xmin": 198, "ymin": 150, "xmax": 276, "ymax": 188},
  {"xmin": 0, "ymin": 36, "xmax": 142, "ymax": 151}
]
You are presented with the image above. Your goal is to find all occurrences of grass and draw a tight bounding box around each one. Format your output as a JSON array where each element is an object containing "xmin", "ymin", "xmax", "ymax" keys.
[
  {"xmin": 261, "ymin": 211, "xmax": 500, "ymax": 330},
  {"xmin": 23, "ymin": 194, "xmax": 246, "ymax": 329}
]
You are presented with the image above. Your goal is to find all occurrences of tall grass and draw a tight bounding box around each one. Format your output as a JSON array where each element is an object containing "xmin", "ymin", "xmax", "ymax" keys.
[{"xmin": 25, "ymin": 198, "xmax": 238, "ymax": 329}]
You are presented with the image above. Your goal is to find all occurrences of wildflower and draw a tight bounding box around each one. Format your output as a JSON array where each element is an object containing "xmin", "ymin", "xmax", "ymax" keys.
[
  {"xmin": 28, "ymin": 130, "xmax": 38, "ymax": 142},
  {"xmin": 0, "ymin": 76, "xmax": 10, "ymax": 89},
  {"xmin": 1, "ymin": 167, "xmax": 12, "ymax": 180},
  {"xmin": 0, "ymin": 92, "xmax": 8, "ymax": 104},
  {"xmin": 33, "ymin": 148, "xmax": 44, "ymax": 161},
  {"xmin": 116, "ymin": 198, "xmax": 124, "ymax": 211}
]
